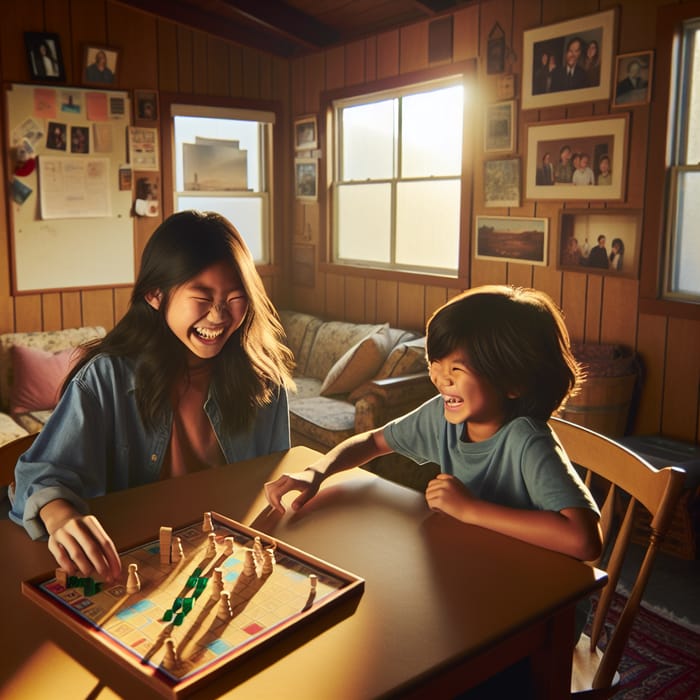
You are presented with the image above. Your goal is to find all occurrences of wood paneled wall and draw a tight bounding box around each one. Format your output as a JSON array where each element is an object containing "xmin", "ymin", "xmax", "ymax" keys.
[
  {"xmin": 0, "ymin": 0, "xmax": 697, "ymax": 444},
  {"xmin": 288, "ymin": 0, "xmax": 700, "ymax": 445}
]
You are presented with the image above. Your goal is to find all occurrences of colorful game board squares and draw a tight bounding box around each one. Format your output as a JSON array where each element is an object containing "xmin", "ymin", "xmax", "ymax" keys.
[{"xmin": 242, "ymin": 622, "xmax": 264, "ymax": 635}]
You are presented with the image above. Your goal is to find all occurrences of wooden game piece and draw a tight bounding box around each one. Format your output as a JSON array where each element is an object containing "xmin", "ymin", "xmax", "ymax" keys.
[
  {"xmin": 253, "ymin": 536, "xmax": 263, "ymax": 557},
  {"xmin": 55, "ymin": 568, "xmax": 68, "ymax": 587},
  {"xmin": 202, "ymin": 511, "xmax": 214, "ymax": 533},
  {"xmin": 243, "ymin": 549, "xmax": 255, "ymax": 576},
  {"xmin": 309, "ymin": 574, "xmax": 318, "ymax": 592},
  {"xmin": 223, "ymin": 536, "xmax": 234, "ymax": 556},
  {"xmin": 206, "ymin": 532, "xmax": 217, "ymax": 558},
  {"xmin": 211, "ymin": 567, "xmax": 224, "ymax": 601},
  {"xmin": 261, "ymin": 547, "xmax": 274, "ymax": 575},
  {"xmin": 217, "ymin": 590, "xmax": 232, "ymax": 619},
  {"xmin": 126, "ymin": 563, "xmax": 141, "ymax": 594},
  {"xmin": 171, "ymin": 536, "xmax": 184, "ymax": 561},
  {"xmin": 160, "ymin": 526, "xmax": 173, "ymax": 565},
  {"xmin": 163, "ymin": 637, "xmax": 180, "ymax": 669}
]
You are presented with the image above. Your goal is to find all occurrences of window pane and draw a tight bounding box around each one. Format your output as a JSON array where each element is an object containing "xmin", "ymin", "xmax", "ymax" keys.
[
  {"xmin": 686, "ymin": 28, "xmax": 700, "ymax": 164},
  {"xmin": 336, "ymin": 183, "xmax": 391, "ymax": 262},
  {"xmin": 669, "ymin": 170, "xmax": 700, "ymax": 296},
  {"xmin": 402, "ymin": 86, "xmax": 463, "ymax": 178},
  {"xmin": 395, "ymin": 180, "xmax": 460, "ymax": 271},
  {"xmin": 341, "ymin": 100, "xmax": 395, "ymax": 180},
  {"xmin": 176, "ymin": 195, "xmax": 265, "ymax": 263},
  {"xmin": 173, "ymin": 116, "xmax": 261, "ymax": 192}
]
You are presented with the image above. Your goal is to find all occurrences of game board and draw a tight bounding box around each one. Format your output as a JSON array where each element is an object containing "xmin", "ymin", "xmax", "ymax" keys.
[{"xmin": 22, "ymin": 511, "xmax": 364, "ymax": 699}]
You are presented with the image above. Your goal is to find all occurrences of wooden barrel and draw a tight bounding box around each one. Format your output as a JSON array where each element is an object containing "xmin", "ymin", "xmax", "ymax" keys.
[{"xmin": 557, "ymin": 343, "xmax": 638, "ymax": 437}]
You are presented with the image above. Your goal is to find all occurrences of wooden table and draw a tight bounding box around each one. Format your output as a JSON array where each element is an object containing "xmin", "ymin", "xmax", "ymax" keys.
[{"xmin": 0, "ymin": 447, "xmax": 605, "ymax": 699}]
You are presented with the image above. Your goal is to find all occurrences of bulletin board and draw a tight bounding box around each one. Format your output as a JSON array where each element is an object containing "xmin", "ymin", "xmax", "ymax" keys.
[{"xmin": 5, "ymin": 83, "xmax": 134, "ymax": 293}]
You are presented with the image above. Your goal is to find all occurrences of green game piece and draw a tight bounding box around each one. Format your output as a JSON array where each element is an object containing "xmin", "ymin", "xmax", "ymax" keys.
[
  {"xmin": 163, "ymin": 609, "xmax": 173, "ymax": 621},
  {"xmin": 182, "ymin": 597, "xmax": 193, "ymax": 613},
  {"xmin": 83, "ymin": 578, "xmax": 97, "ymax": 596},
  {"xmin": 192, "ymin": 567, "xmax": 203, "ymax": 577},
  {"xmin": 173, "ymin": 597, "xmax": 183, "ymax": 611},
  {"xmin": 174, "ymin": 612, "xmax": 184, "ymax": 626},
  {"xmin": 187, "ymin": 576, "xmax": 199, "ymax": 588}
]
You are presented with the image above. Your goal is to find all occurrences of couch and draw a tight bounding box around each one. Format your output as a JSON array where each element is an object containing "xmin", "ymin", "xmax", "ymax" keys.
[
  {"xmin": 279, "ymin": 310, "xmax": 439, "ymax": 490},
  {"xmin": 0, "ymin": 326, "xmax": 106, "ymax": 447}
]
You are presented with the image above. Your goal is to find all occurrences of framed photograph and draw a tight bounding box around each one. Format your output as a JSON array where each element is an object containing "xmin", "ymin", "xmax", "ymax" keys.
[
  {"xmin": 476, "ymin": 216, "xmax": 548, "ymax": 266},
  {"xmin": 24, "ymin": 32, "xmax": 65, "ymax": 81},
  {"xmin": 83, "ymin": 45, "xmax": 119, "ymax": 86},
  {"xmin": 522, "ymin": 9, "xmax": 616, "ymax": 110},
  {"xmin": 128, "ymin": 126, "xmax": 159, "ymax": 171},
  {"xmin": 295, "ymin": 158, "xmax": 318, "ymax": 201},
  {"xmin": 487, "ymin": 22, "xmax": 506, "ymax": 74},
  {"xmin": 557, "ymin": 209, "xmax": 641, "ymax": 279},
  {"xmin": 134, "ymin": 89, "xmax": 158, "ymax": 123},
  {"xmin": 613, "ymin": 51, "xmax": 654, "ymax": 108},
  {"xmin": 484, "ymin": 101, "xmax": 515, "ymax": 153},
  {"xmin": 484, "ymin": 157, "xmax": 520, "ymax": 208},
  {"xmin": 525, "ymin": 114, "xmax": 628, "ymax": 202},
  {"xmin": 294, "ymin": 115, "xmax": 318, "ymax": 150}
]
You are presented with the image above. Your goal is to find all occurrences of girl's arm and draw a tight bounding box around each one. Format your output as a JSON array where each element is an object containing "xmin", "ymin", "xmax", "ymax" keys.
[
  {"xmin": 40, "ymin": 499, "xmax": 122, "ymax": 581},
  {"xmin": 426, "ymin": 474, "xmax": 602, "ymax": 561},
  {"xmin": 265, "ymin": 428, "xmax": 393, "ymax": 513}
]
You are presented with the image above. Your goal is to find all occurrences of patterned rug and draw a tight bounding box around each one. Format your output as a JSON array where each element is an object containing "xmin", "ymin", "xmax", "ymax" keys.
[{"xmin": 593, "ymin": 591, "xmax": 700, "ymax": 699}]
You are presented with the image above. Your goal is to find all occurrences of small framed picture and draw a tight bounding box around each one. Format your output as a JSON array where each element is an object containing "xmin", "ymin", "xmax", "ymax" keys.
[
  {"xmin": 295, "ymin": 158, "xmax": 318, "ymax": 201},
  {"xmin": 83, "ymin": 45, "xmax": 119, "ymax": 86},
  {"xmin": 134, "ymin": 89, "xmax": 158, "ymax": 123},
  {"xmin": 294, "ymin": 115, "xmax": 318, "ymax": 151},
  {"xmin": 476, "ymin": 216, "xmax": 548, "ymax": 266},
  {"xmin": 484, "ymin": 157, "xmax": 520, "ymax": 208},
  {"xmin": 484, "ymin": 101, "xmax": 515, "ymax": 153},
  {"xmin": 613, "ymin": 51, "xmax": 654, "ymax": 108},
  {"xmin": 557, "ymin": 208, "xmax": 641, "ymax": 279},
  {"xmin": 24, "ymin": 32, "xmax": 65, "ymax": 82}
]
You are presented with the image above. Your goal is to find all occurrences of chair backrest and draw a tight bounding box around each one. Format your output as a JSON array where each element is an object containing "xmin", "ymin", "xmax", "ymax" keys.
[
  {"xmin": 0, "ymin": 433, "xmax": 38, "ymax": 487},
  {"xmin": 548, "ymin": 417, "xmax": 686, "ymax": 695}
]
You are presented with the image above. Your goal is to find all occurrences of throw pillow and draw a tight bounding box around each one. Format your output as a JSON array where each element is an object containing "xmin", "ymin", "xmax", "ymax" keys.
[
  {"xmin": 10, "ymin": 345, "xmax": 77, "ymax": 414},
  {"xmin": 320, "ymin": 325, "xmax": 393, "ymax": 396}
]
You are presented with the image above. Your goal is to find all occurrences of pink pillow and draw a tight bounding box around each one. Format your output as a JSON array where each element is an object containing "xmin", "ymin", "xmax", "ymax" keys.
[{"xmin": 10, "ymin": 345, "xmax": 77, "ymax": 414}]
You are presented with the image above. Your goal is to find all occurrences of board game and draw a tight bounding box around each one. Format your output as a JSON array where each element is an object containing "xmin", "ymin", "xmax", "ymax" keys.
[{"xmin": 22, "ymin": 511, "xmax": 364, "ymax": 698}]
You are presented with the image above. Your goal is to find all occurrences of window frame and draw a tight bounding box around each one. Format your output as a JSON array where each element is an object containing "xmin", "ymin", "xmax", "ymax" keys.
[
  {"xmin": 641, "ymin": 2, "xmax": 700, "ymax": 319},
  {"xmin": 319, "ymin": 60, "xmax": 476, "ymax": 288},
  {"xmin": 159, "ymin": 93, "xmax": 283, "ymax": 276}
]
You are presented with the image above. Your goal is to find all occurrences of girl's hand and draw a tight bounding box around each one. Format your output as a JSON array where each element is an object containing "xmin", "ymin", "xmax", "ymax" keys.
[
  {"xmin": 425, "ymin": 473, "xmax": 474, "ymax": 521},
  {"xmin": 264, "ymin": 469, "xmax": 322, "ymax": 514},
  {"xmin": 41, "ymin": 500, "xmax": 122, "ymax": 582}
]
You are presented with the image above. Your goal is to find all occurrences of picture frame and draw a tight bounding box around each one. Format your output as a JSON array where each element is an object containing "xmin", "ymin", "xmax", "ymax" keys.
[
  {"xmin": 295, "ymin": 158, "xmax": 318, "ymax": 201},
  {"xmin": 128, "ymin": 126, "xmax": 159, "ymax": 171},
  {"xmin": 294, "ymin": 115, "xmax": 318, "ymax": 151},
  {"xmin": 557, "ymin": 209, "xmax": 641, "ymax": 279},
  {"xmin": 484, "ymin": 157, "xmax": 520, "ymax": 208},
  {"xmin": 522, "ymin": 9, "xmax": 616, "ymax": 110},
  {"xmin": 134, "ymin": 89, "xmax": 158, "ymax": 123},
  {"xmin": 525, "ymin": 114, "xmax": 628, "ymax": 202},
  {"xmin": 487, "ymin": 22, "xmax": 506, "ymax": 74},
  {"xmin": 475, "ymin": 215, "xmax": 548, "ymax": 266},
  {"xmin": 613, "ymin": 51, "xmax": 654, "ymax": 108},
  {"xmin": 484, "ymin": 101, "xmax": 515, "ymax": 153},
  {"xmin": 24, "ymin": 32, "xmax": 65, "ymax": 82},
  {"xmin": 82, "ymin": 45, "xmax": 119, "ymax": 86}
]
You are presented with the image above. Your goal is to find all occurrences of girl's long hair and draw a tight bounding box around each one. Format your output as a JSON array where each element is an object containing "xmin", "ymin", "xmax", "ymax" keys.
[{"xmin": 64, "ymin": 211, "xmax": 294, "ymax": 431}]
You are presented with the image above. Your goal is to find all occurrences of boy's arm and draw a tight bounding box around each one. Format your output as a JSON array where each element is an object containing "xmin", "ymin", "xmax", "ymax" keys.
[
  {"xmin": 426, "ymin": 474, "xmax": 602, "ymax": 561},
  {"xmin": 265, "ymin": 428, "xmax": 393, "ymax": 513}
]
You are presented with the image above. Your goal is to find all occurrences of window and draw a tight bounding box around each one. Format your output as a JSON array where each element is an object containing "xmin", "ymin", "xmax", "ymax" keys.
[
  {"xmin": 171, "ymin": 104, "xmax": 274, "ymax": 264},
  {"xmin": 664, "ymin": 18, "xmax": 700, "ymax": 302},
  {"xmin": 332, "ymin": 79, "xmax": 465, "ymax": 276}
]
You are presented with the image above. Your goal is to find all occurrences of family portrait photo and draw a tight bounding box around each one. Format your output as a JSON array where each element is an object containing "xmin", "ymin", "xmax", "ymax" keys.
[
  {"xmin": 522, "ymin": 9, "xmax": 616, "ymax": 109},
  {"xmin": 558, "ymin": 209, "xmax": 641, "ymax": 279}
]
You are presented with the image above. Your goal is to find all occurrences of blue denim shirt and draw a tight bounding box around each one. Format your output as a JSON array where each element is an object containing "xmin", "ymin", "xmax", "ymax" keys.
[{"xmin": 9, "ymin": 354, "xmax": 290, "ymax": 539}]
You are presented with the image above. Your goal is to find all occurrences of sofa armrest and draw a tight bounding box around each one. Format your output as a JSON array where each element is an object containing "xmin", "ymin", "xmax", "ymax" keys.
[{"xmin": 353, "ymin": 372, "xmax": 436, "ymax": 432}]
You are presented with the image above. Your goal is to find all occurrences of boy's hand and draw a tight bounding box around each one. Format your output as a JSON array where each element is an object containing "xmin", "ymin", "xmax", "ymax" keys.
[
  {"xmin": 264, "ymin": 469, "xmax": 321, "ymax": 514},
  {"xmin": 42, "ymin": 500, "xmax": 121, "ymax": 582},
  {"xmin": 425, "ymin": 473, "xmax": 474, "ymax": 520}
]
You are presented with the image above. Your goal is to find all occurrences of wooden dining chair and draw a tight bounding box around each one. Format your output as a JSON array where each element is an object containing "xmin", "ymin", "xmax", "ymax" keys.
[
  {"xmin": 548, "ymin": 417, "xmax": 686, "ymax": 699},
  {"xmin": 0, "ymin": 433, "xmax": 38, "ymax": 487}
]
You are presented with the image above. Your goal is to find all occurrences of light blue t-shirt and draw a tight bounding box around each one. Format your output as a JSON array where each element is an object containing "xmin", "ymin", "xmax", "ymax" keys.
[{"xmin": 383, "ymin": 395, "xmax": 598, "ymax": 515}]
